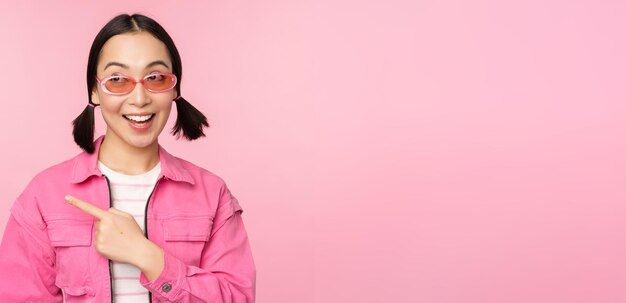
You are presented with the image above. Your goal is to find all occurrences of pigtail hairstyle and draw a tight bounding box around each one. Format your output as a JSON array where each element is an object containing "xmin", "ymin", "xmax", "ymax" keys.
[
  {"xmin": 172, "ymin": 96, "xmax": 209, "ymax": 140},
  {"xmin": 72, "ymin": 13, "xmax": 210, "ymax": 153},
  {"xmin": 72, "ymin": 103, "xmax": 98, "ymax": 154}
]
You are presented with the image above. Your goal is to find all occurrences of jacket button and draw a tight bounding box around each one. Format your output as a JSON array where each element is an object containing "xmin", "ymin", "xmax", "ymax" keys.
[{"xmin": 162, "ymin": 283, "xmax": 172, "ymax": 293}]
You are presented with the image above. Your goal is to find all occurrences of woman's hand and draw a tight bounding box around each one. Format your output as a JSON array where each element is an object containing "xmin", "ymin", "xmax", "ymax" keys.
[{"xmin": 64, "ymin": 194, "xmax": 164, "ymax": 280}]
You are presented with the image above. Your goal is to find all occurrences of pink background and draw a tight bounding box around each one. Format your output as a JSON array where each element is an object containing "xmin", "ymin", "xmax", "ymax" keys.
[{"xmin": 1, "ymin": 1, "xmax": 625, "ymax": 302}]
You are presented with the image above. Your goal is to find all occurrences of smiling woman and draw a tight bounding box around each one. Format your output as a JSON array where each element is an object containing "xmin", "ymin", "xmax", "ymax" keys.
[
  {"xmin": 73, "ymin": 14, "xmax": 210, "ymax": 156},
  {"xmin": 89, "ymin": 30, "xmax": 180, "ymax": 157},
  {"xmin": 0, "ymin": 13, "xmax": 256, "ymax": 303}
]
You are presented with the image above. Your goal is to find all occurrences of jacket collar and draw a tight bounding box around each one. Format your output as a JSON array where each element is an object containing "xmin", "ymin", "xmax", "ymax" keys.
[{"xmin": 70, "ymin": 135, "xmax": 195, "ymax": 185}]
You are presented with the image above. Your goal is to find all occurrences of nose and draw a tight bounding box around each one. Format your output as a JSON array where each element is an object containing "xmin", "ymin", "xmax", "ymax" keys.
[{"xmin": 127, "ymin": 81, "xmax": 152, "ymax": 107}]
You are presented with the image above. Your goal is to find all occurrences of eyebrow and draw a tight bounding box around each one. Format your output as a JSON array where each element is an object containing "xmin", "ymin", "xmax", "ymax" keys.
[{"xmin": 103, "ymin": 60, "xmax": 170, "ymax": 71}]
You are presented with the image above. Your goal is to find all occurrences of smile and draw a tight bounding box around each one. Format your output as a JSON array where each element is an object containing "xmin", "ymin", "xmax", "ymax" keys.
[
  {"xmin": 123, "ymin": 114, "xmax": 155, "ymax": 122},
  {"xmin": 123, "ymin": 114, "xmax": 155, "ymax": 131}
]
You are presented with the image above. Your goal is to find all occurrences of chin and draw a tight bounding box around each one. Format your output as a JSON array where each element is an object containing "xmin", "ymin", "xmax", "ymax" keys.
[{"xmin": 126, "ymin": 134, "xmax": 158, "ymax": 149}]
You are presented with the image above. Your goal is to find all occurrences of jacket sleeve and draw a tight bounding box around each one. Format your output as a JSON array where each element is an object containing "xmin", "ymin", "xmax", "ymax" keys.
[
  {"xmin": 0, "ymin": 177, "xmax": 62, "ymax": 302},
  {"xmin": 139, "ymin": 184, "xmax": 256, "ymax": 302}
]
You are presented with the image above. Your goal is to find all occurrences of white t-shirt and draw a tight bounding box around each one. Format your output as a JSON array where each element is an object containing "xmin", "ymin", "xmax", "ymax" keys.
[{"xmin": 97, "ymin": 160, "xmax": 161, "ymax": 303}]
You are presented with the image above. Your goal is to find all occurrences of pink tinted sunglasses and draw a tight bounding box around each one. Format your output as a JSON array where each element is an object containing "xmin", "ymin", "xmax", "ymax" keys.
[{"xmin": 95, "ymin": 72, "xmax": 177, "ymax": 95}]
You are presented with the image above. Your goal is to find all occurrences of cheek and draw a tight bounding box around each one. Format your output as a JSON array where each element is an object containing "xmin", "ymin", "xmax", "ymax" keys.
[
  {"xmin": 158, "ymin": 102, "xmax": 174, "ymax": 117},
  {"xmin": 99, "ymin": 110, "xmax": 118, "ymax": 128},
  {"xmin": 99, "ymin": 100, "xmax": 124, "ymax": 121},
  {"xmin": 157, "ymin": 107, "xmax": 173, "ymax": 128}
]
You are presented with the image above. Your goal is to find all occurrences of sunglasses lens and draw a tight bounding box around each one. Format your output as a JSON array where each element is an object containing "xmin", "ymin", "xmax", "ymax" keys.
[
  {"xmin": 144, "ymin": 73, "xmax": 176, "ymax": 92},
  {"xmin": 99, "ymin": 73, "xmax": 176, "ymax": 94},
  {"xmin": 103, "ymin": 76, "xmax": 134, "ymax": 94}
]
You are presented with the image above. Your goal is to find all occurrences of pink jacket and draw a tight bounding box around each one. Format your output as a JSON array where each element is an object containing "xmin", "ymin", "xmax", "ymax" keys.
[{"xmin": 0, "ymin": 135, "xmax": 256, "ymax": 302}]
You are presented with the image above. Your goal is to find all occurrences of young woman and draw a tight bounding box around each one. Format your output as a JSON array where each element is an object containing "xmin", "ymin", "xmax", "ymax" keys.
[{"xmin": 0, "ymin": 13, "xmax": 256, "ymax": 302}]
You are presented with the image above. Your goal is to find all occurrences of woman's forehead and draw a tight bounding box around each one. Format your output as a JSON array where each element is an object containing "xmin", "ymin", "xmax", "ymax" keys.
[{"xmin": 98, "ymin": 31, "xmax": 171, "ymax": 72}]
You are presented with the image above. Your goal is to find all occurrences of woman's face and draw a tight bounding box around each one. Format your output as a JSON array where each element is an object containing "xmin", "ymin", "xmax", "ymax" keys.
[{"xmin": 91, "ymin": 31, "xmax": 176, "ymax": 150}]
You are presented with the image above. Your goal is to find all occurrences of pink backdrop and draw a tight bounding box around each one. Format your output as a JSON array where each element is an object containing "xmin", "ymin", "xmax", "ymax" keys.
[{"xmin": 1, "ymin": 1, "xmax": 625, "ymax": 302}]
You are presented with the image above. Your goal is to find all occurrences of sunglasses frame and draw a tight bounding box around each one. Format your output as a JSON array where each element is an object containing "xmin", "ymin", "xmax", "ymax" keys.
[{"xmin": 95, "ymin": 72, "xmax": 178, "ymax": 95}]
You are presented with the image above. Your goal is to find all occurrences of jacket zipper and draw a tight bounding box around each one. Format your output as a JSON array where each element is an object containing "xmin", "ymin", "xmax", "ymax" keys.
[
  {"xmin": 144, "ymin": 175, "xmax": 164, "ymax": 303},
  {"xmin": 104, "ymin": 174, "xmax": 164, "ymax": 303},
  {"xmin": 103, "ymin": 175, "xmax": 114, "ymax": 303}
]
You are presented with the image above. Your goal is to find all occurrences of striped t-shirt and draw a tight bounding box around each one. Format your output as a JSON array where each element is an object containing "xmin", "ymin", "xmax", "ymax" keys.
[{"xmin": 98, "ymin": 160, "xmax": 161, "ymax": 303}]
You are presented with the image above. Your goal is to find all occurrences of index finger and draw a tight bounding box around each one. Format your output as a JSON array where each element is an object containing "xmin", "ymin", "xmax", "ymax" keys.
[{"xmin": 65, "ymin": 195, "xmax": 107, "ymax": 220}]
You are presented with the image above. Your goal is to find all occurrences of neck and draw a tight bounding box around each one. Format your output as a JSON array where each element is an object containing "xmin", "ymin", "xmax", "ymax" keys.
[{"xmin": 98, "ymin": 133, "xmax": 160, "ymax": 175}]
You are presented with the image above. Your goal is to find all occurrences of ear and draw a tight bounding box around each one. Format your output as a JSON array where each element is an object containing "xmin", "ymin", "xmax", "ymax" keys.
[{"xmin": 91, "ymin": 88, "xmax": 100, "ymax": 105}]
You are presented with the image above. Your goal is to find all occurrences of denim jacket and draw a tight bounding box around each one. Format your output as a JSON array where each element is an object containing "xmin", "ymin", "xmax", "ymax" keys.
[{"xmin": 0, "ymin": 135, "xmax": 256, "ymax": 302}]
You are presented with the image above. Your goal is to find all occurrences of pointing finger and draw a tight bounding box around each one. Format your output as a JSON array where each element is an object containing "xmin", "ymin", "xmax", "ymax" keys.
[{"xmin": 65, "ymin": 195, "xmax": 107, "ymax": 220}]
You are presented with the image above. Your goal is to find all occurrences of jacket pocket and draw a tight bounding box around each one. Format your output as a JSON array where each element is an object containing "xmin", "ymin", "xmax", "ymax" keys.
[
  {"xmin": 59, "ymin": 285, "xmax": 96, "ymax": 302},
  {"xmin": 162, "ymin": 214, "xmax": 214, "ymax": 265},
  {"xmin": 46, "ymin": 219, "xmax": 95, "ymax": 298}
]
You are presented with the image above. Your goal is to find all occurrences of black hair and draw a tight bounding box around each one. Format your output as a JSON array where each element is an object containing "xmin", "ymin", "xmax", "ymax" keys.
[{"xmin": 72, "ymin": 13, "xmax": 209, "ymax": 153}]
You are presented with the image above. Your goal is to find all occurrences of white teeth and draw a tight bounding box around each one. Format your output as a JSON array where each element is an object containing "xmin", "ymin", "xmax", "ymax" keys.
[{"xmin": 124, "ymin": 114, "xmax": 154, "ymax": 122}]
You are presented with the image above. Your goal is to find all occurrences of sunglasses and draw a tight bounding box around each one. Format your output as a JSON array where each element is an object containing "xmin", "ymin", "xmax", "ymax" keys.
[{"xmin": 95, "ymin": 72, "xmax": 177, "ymax": 95}]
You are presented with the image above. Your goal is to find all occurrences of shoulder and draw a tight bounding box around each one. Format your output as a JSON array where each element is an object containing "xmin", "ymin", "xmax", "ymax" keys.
[
  {"xmin": 165, "ymin": 153, "xmax": 243, "ymax": 213},
  {"xmin": 173, "ymin": 155, "xmax": 230, "ymax": 189},
  {"xmin": 10, "ymin": 152, "xmax": 80, "ymax": 226},
  {"xmin": 28, "ymin": 152, "xmax": 81, "ymax": 190}
]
